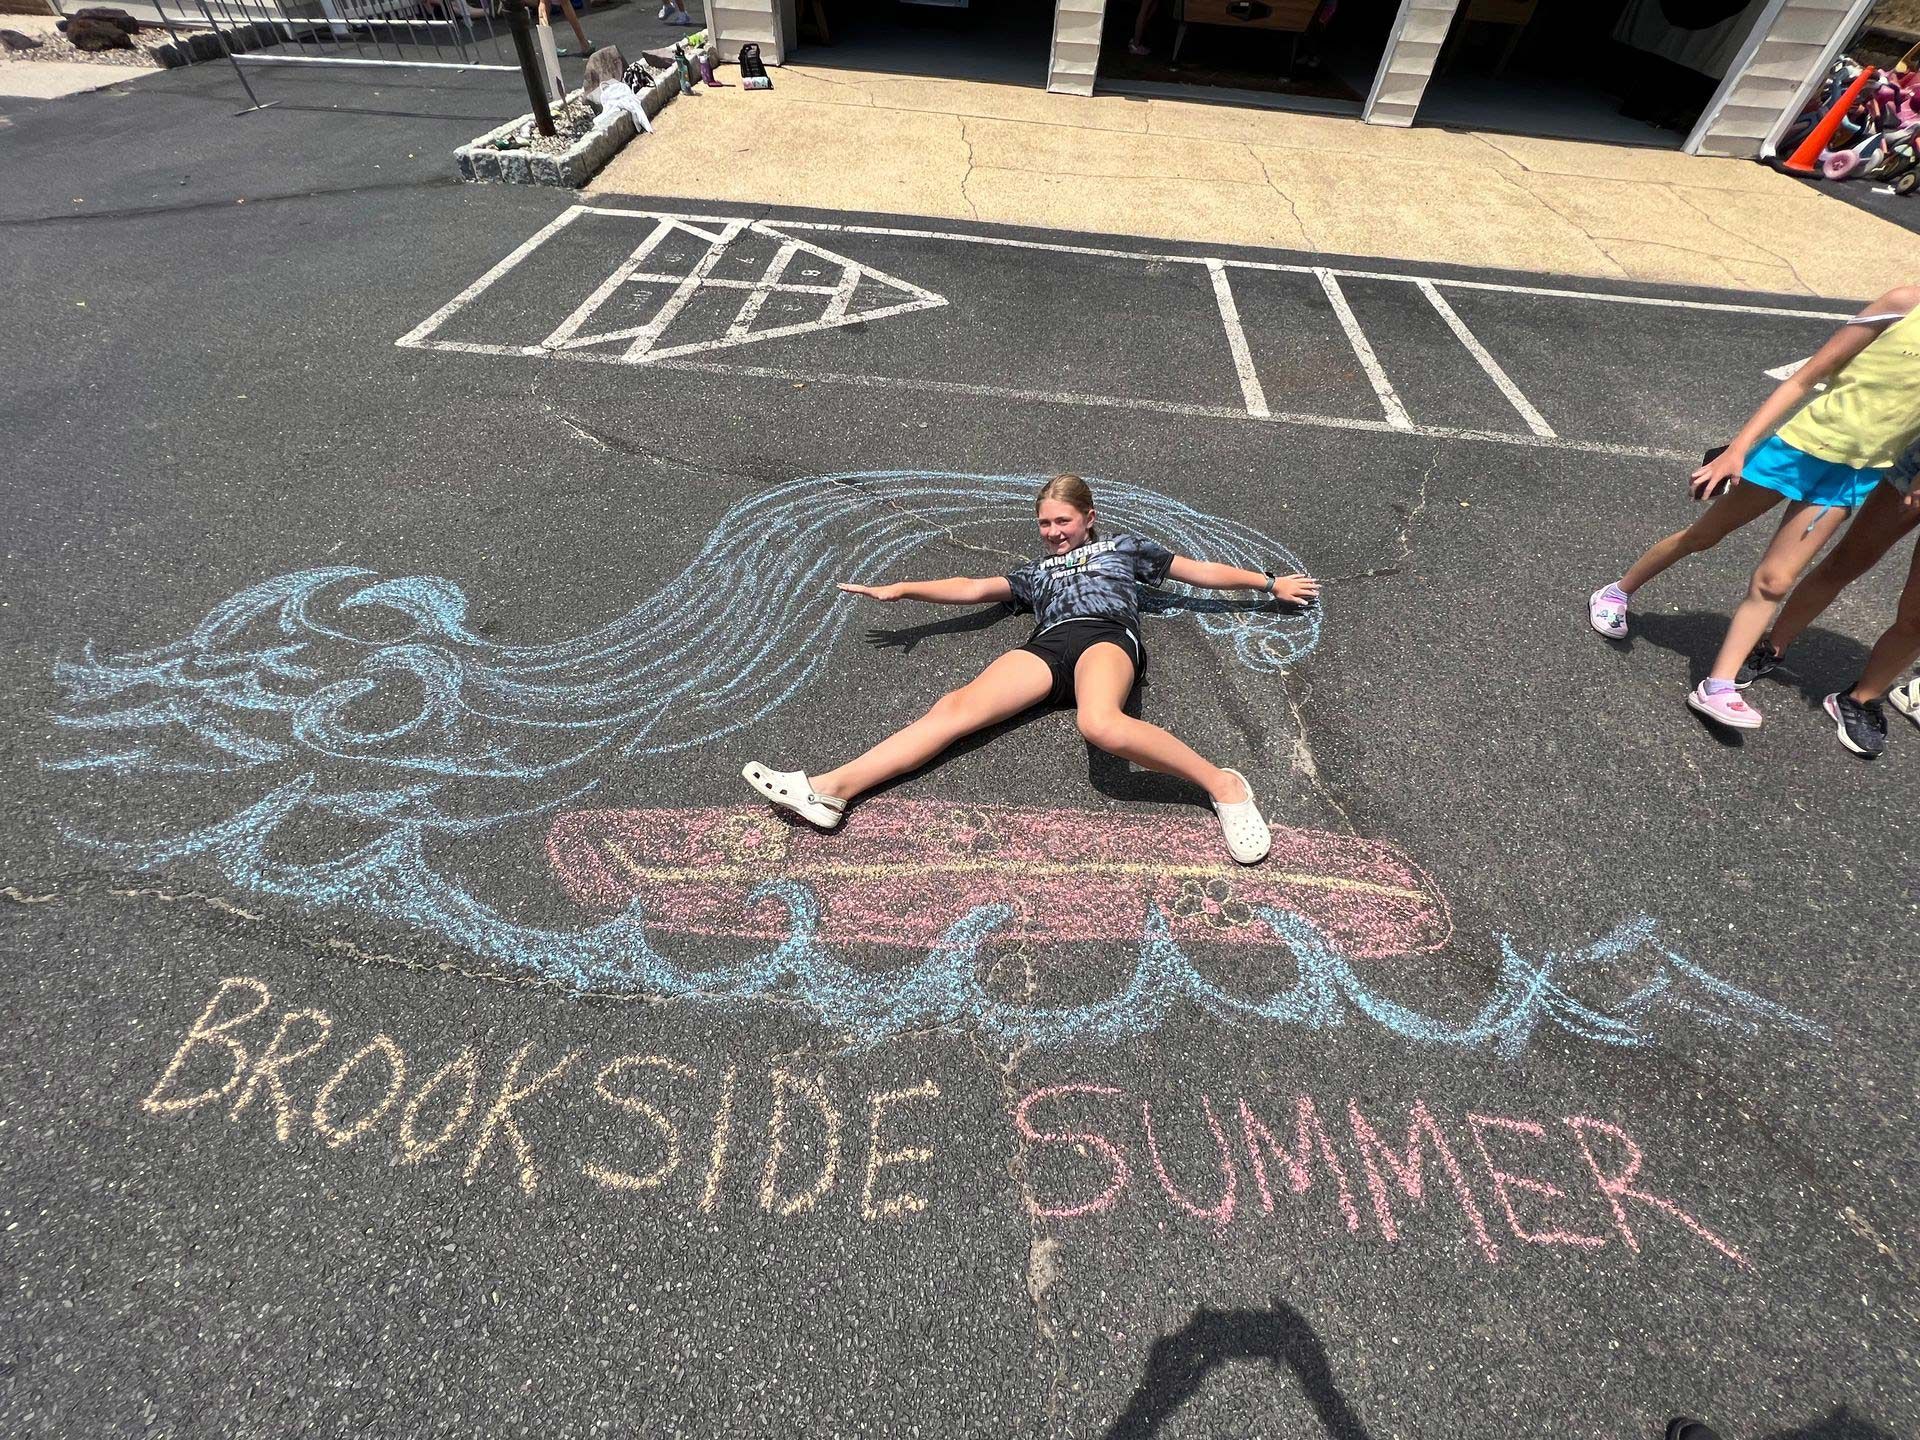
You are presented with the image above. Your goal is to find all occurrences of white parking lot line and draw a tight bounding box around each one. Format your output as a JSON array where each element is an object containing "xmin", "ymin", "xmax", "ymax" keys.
[
  {"xmin": 400, "ymin": 205, "xmax": 1853, "ymax": 464},
  {"xmin": 1315, "ymin": 268, "xmax": 1413, "ymax": 432},
  {"xmin": 1416, "ymin": 280, "xmax": 1556, "ymax": 439},
  {"xmin": 1207, "ymin": 261, "xmax": 1269, "ymax": 420}
]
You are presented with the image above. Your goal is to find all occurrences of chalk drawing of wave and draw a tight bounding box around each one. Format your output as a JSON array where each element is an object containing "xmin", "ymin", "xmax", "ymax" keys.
[{"xmin": 42, "ymin": 471, "xmax": 1821, "ymax": 1053}]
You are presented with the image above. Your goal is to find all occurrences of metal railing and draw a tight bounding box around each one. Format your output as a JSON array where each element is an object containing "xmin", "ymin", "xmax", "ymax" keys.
[{"xmin": 64, "ymin": 0, "xmax": 556, "ymax": 125}]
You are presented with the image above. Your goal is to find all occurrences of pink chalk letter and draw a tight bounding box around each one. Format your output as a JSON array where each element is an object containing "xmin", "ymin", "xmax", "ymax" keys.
[
  {"xmin": 1142, "ymin": 1096, "xmax": 1236, "ymax": 1230},
  {"xmin": 1565, "ymin": 1116, "xmax": 1748, "ymax": 1270},
  {"xmin": 1239, "ymin": 1095, "xmax": 1360, "ymax": 1233},
  {"xmin": 1014, "ymin": 1084, "xmax": 1131, "ymax": 1220},
  {"xmin": 1348, "ymin": 1098, "xmax": 1500, "ymax": 1264},
  {"xmin": 1466, "ymin": 1112, "xmax": 1607, "ymax": 1250}
]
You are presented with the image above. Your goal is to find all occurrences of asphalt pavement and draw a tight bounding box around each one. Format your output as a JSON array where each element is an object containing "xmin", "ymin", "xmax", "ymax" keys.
[{"xmin": 1, "ymin": 48, "xmax": 1916, "ymax": 1440}]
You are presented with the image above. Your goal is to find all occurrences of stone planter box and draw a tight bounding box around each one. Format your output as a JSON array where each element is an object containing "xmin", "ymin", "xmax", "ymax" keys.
[{"xmin": 456, "ymin": 65, "xmax": 679, "ymax": 188}]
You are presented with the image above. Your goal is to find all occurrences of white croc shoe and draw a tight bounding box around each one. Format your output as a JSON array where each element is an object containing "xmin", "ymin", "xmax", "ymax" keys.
[
  {"xmin": 1211, "ymin": 768, "xmax": 1271, "ymax": 865},
  {"xmin": 1890, "ymin": 676, "xmax": 1920, "ymax": 728},
  {"xmin": 741, "ymin": 762, "xmax": 846, "ymax": 830}
]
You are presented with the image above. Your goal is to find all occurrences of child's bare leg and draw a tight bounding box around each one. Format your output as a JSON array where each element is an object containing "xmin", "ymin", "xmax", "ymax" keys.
[
  {"xmin": 1769, "ymin": 483, "xmax": 1920, "ymax": 655},
  {"xmin": 1707, "ymin": 501, "xmax": 1852, "ymax": 682},
  {"xmin": 1617, "ymin": 483, "xmax": 1780, "ymax": 595},
  {"xmin": 809, "ymin": 650, "xmax": 1052, "ymax": 803},
  {"xmin": 1850, "ymin": 538, "xmax": 1920, "ymax": 703},
  {"xmin": 1070, "ymin": 645, "xmax": 1243, "ymax": 803},
  {"xmin": 550, "ymin": 0, "xmax": 588, "ymax": 48}
]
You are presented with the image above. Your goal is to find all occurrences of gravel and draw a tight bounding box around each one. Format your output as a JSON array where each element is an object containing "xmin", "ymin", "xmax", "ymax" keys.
[{"xmin": 0, "ymin": 24, "xmax": 172, "ymax": 68}]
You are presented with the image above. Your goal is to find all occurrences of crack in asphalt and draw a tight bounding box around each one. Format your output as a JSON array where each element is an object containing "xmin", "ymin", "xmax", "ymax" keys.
[
  {"xmin": 1322, "ymin": 444, "xmax": 1439, "ymax": 584},
  {"xmin": 965, "ymin": 978, "xmax": 1071, "ymax": 1439},
  {"xmin": 824, "ymin": 472, "xmax": 1027, "ymax": 565},
  {"xmin": 530, "ymin": 374, "xmax": 772, "ymax": 489}
]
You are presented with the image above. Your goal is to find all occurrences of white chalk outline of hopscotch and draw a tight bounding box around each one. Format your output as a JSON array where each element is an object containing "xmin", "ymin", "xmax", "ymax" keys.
[{"xmin": 398, "ymin": 205, "xmax": 1854, "ymax": 464}]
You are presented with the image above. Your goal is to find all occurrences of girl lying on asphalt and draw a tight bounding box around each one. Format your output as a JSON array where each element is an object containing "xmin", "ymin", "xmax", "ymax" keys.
[{"xmin": 742, "ymin": 474, "xmax": 1318, "ymax": 864}]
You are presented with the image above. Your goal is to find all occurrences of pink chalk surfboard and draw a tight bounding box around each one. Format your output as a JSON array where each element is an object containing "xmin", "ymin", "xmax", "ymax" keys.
[{"xmin": 546, "ymin": 799, "xmax": 1450, "ymax": 958}]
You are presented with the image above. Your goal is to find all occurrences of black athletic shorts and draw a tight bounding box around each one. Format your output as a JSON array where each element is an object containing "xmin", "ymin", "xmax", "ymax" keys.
[{"xmin": 1017, "ymin": 617, "xmax": 1143, "ymax": 708}]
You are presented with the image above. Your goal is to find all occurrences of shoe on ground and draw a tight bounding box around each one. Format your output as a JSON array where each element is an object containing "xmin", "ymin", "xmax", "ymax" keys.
[
  {"xmin": 741, "ymin": 762, "xmax": 845, "ymax": 829},
  {"xmin": 1824, "ymin": 690, "xmax": 1887, "ymax": 757},
  {"xmin": 1734, "ymin": 639, "xmax": 1780, "ymax": 689},
  {"xmin": 1687, "ymin": 682, "xmax": 1761, "ymax": 730},
  {"xmin": 1588, "ymin": 587, "xmax": 1628, "ymax": 639},
  {"xmin": 1890, "ymin": 675, "xmax": 1920, "ymax": 726},
  {"xmin": 1211, "ymin": 768, "xmax": 1271, "ymax": 865}
]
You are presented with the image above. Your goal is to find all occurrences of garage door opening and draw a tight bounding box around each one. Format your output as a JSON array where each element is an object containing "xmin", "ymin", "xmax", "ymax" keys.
[
  {"xmin": 793, "ymin": 0, "xmax": 1059, "ymax": 86},
  {"xmin": 1097, "ymin": 0, "xmax": 1404, "ymax": 114},
  {"xmin": 1415, "ymin": 0, "xmax": 1776, "ymax": 147}
]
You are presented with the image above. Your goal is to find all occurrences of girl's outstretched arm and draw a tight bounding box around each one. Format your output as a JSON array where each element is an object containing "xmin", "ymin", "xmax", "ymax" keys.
[
  {"xmin": 837, "ymin": 577, "xmax": 1015, "ymax": 605},
  {"xmin": 1167, "ymin": 556, "xmax": 1320, "ymax": 605},
  {"xmin": 1692, "ymin": 283, "xmax": 1920, "ymax": 500}
]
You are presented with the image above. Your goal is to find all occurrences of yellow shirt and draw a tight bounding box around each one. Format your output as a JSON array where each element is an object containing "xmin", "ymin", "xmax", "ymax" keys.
[{"xmin": 1776, "ymin": 308, "xmax": 1920, "ymax": 471}]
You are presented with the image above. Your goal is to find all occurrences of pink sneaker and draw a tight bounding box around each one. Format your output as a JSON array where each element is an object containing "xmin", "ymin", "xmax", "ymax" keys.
[
  {"xmin": 1588, "ymin": 587, "xmax": 1628, "ymax": 639},
  {"xmin": 1686, "ymin": 682, "xmax": 1762, "ymax": 730}
]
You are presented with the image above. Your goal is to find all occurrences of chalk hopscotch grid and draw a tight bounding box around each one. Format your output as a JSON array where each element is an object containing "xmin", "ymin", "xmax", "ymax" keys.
[{"xmin": 397, "ymin": 205, "xmax": 1854, "ymax": 464}]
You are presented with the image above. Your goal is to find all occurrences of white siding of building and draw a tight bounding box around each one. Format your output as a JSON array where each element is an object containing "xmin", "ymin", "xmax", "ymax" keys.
[
  {"xmin": 1689, "ymin": 0, "xmax": 1876, "ymax": 156},
  {"xmin": 1048, "ymin": 0, "xmax": 1107, "ymax": 94},
  {"xmin": 1362, "ymin": 0, "xmax": 1458, "ymax": 126},
  {"xmin": 709, "ymin": 0, "xmax": 787, "ymax": 64}
]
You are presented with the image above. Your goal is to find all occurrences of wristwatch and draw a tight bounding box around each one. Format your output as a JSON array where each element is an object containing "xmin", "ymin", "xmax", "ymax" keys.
[{"xmin": 1262, "ymin": 571, "xmax": 1277, "ymax": 595}]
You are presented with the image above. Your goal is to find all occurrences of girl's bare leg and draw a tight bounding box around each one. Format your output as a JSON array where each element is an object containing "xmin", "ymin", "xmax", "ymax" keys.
[
  {"xmin": 1070, "ymin": 644, "xmax": 1245, "ymax": 804},
  {"xmin": 1768, "ymin": 483, "xmax": 1920, "ymax": 655},
  {"xmin": 548, "ymin": 0, "xmax": 588, "ymax": 48},
  {"xmin": 1617, "ymin": 482, "xmax": 1781, "ymax": 595},
  {"xmin": 1851, "ymin": 537, "xmax": 1920, "ymax": 703},
  {"xmin": 809, "ymin": 650, "xmax": 1053, "ymax": 803},
  {"xmin": 1707, "ymin": 501, "xmax": 1852, "ymax": 682}
]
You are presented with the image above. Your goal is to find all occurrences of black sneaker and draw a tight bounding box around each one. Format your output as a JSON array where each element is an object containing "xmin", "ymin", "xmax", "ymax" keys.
[
  {"xmin": 1824, "ymin": 690, "xmax": 1887, "ymax": 758},
  {"xmin": 1735, "ymin": 639, "xmax": 1780, "ymax": 689}
]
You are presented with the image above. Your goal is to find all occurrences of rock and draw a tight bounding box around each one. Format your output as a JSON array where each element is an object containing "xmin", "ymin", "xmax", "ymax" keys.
[
  {"xmin": 72, "ymin": 7, "xmax": 143, "ymax": 33},
  {"xmin": 0, "ymin": 29, "xmax": 44, "ymax": 51},
  {"xmin": 581, "ymin": 44, "xmax": 624, "ymax": 95},
  {"xmin": 62, "ymin": 17, "xmax": 136, "ymax": 50}
]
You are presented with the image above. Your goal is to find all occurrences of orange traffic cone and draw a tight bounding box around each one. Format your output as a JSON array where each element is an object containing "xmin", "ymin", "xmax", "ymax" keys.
[{"xmin": 1780, "ymin": 66, "xmax": 1876, "ymax": 175}]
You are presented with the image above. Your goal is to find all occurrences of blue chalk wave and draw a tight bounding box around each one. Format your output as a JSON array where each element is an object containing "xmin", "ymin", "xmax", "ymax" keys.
[{"xmin": 43, "ymin": 471, "xmax": 1820, "ymax": 1053}]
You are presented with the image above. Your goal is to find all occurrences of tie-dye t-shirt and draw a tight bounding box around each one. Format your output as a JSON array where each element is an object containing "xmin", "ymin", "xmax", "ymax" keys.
[{"xmin": 1004, "ymin": 532, "xmax": 1177, "ymax": 636}]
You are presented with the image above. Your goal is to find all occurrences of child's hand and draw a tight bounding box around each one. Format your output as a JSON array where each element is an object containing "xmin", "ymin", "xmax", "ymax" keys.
[
  {"xmin": 1269, "ymin": 573, "xmax": 1320, "ymax": 605},
  {"xmin": 837, "ymin": 582, "xmax": 902, "ymax": 601},
  {"xmin": 1689, "ymin": 448, "xmax": 1743, "ymax": 501}
]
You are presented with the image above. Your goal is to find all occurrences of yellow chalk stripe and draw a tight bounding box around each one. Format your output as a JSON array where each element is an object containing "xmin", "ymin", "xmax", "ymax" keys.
[{"xmin": 600, "ymin": 840, "xmax": 1426, "ymax": 903}]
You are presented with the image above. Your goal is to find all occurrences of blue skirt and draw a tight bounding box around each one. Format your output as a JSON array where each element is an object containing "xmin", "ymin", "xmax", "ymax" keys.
[{"xmin": 1742, "ymin": 435, "xmax": 1885, "ymax": 510}]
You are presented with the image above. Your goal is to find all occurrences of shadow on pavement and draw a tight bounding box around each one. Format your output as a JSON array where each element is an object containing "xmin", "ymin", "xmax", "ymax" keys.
[
  {"xmin": 1760, "ymin": 1407, "xmax": 1902, "ymax": 1439},
  {"xmin": 1627, "ymin": 610, "xmax": 1875, "ymax": 714},
  {"xmin": 1103, "ymin": 1297, "xmax": 1374, "ymax": 1440}
]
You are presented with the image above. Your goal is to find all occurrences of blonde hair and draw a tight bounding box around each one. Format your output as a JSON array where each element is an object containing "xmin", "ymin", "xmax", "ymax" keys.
[{"xmin": 1034, "ymin": 474, "xmax": 1095, "ymax": 514}]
